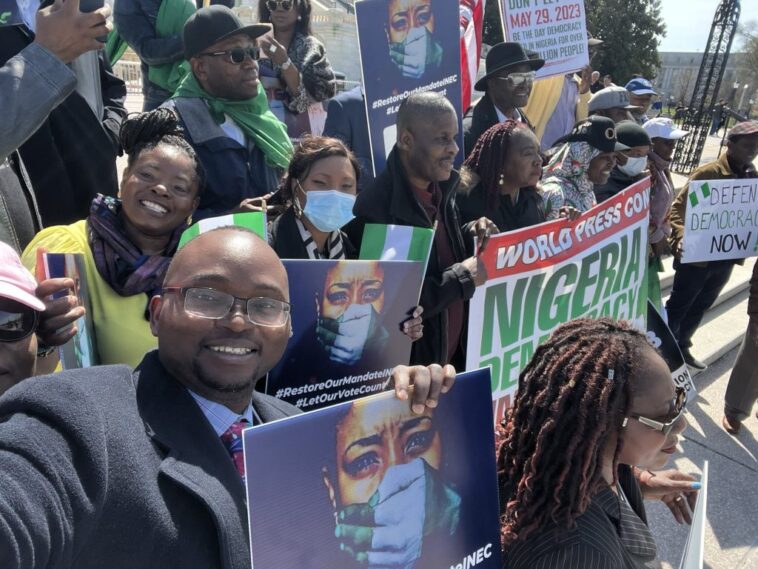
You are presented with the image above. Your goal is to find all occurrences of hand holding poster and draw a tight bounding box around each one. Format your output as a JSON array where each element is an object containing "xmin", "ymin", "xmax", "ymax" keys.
[
  {"xmin": 355, "ymin": 0, "xmax": 463, "ymax": 175},
  {"xmin": 245, "ymin": 368, "xmax": 502, "ymax": 569},
  {"xmin": 466, "ymin": 179, "xmax": 650, "ymax": 422},
  {"xmin": 39, "ymin": 253, "xmax": 99, "ymax": 369},
  {"xmin": 265, "ymin": 259, "xmax": 425, "ymax": 411},
  {"xmin": 682, "ymin": 178, "xmax": 758, "ymax": 263},
  {"xmin": 501, "ymin": 0, "xmax": 589, "ymax": 79}
]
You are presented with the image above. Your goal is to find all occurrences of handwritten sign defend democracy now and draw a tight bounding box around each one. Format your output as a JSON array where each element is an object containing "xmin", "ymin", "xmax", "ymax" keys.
[
  {"xmin": 466, "ymin": 178, "xmax": 650, "ymax": 424},
  {"xmin": 682, "ymin": 178, "xmax": 758, "ymax": 263},
  {"xmin": 500, "ymin": 0, "xmax": 589, "ymax": 79}
]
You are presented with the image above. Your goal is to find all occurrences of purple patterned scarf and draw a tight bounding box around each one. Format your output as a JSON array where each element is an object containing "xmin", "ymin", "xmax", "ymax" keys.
[{"xmin": 88, "ymin": 195, "xmax": 186, "ymax": 299}]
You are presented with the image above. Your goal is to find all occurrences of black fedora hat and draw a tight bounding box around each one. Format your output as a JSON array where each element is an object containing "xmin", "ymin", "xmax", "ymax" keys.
[
  {"xmin": 183, "ymin": 5, "xmax": 271, "ymax": 59},
  {"xmin": 475, "ymin": 42, "xmax": 545, "ymax": 92}
]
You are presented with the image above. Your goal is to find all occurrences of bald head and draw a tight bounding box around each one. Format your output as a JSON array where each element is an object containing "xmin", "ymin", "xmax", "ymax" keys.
[
  {"xmin": 151, "ymin": 227, "xmax": 292, "ymax": 412},
  {"xmin": 396, "ymin": 92, "xmax": 457, "ymax": 136}
]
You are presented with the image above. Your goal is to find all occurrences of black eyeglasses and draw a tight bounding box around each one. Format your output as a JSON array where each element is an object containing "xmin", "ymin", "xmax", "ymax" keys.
[
  {"xmin": 266, "ymin": 0, "xmax": 293, "ymax": 11},
  {"xmin": 163, "ymin": 287, "xmax": 291, "ymax": 327},
  {"xmin": 0, "ymin": 307, "xmax": 39, "ymax": 343},
  {"xmin": 623, "ymin": 386, "xmax": 687, "ymax": 436},
  {"xmin": 199, "ymin": 47, "xmax": 260, "ymax": 65}
]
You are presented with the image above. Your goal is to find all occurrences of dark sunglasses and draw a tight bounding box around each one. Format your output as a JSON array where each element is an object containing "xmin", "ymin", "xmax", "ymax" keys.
[
  {"xmin": 623, "ymin": 386, "xmax": 687, "ymax": 436},
  {"xmin": 0, "ymin": 307, "xmax": 39, "ymax": 343},
  {"xmin": 266, "ymin": 0, "xmax": 293, "ymax": 11},
  {"xmin": 200, "ymin": 47, "xmax": 260, "ymax": 65}
]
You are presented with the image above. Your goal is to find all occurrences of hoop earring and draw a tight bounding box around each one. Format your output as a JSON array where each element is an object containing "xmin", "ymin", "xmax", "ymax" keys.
[
  {"xmin": 297, "ymin": 15, "xmax": 301, "ymax": 20},
  {"xmin": 498, "ymin": 174, "xmax": 505, "ymax": 186}
]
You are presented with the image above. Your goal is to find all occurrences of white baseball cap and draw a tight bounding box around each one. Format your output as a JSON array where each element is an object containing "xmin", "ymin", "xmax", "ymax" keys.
[{"xmin": 642, "ymin": 117, "xmax": 689, "ymax": 140}]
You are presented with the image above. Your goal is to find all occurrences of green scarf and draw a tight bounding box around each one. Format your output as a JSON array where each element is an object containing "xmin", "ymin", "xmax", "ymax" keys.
[
  {"xmin": 105, "ymin": 0, "xmax": 194, "ymax": 93},
  {"xmin": 105, "ymin": 29, "xmax": 128, "ymax": 66},
  {"xmin": 172, "ymin": 72, "xmax": 293, "ymax": 170},
  {"xmin": 147, "ymin": 0, "xmax": 196, "ymax": 92}
]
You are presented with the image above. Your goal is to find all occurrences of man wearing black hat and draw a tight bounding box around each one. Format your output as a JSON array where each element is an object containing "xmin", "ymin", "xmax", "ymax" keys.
[
  {"xmin": 162, "ymin": 6, "xmax": 293, "ymax": 220},
  {"xmin": 462, "ymin": 42, "xmax": 543, "ymax": 158}
]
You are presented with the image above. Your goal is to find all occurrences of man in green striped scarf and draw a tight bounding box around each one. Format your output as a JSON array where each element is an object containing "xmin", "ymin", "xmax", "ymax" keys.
[{"xmin": 162, "ymin": 6, "xmax": 293, "ymax": 220}]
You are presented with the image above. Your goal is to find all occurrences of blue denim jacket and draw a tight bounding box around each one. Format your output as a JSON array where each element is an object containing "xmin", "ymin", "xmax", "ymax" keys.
[{"xmin": 114, "ymin": 0, "xmax": 184, "ymax": 108}]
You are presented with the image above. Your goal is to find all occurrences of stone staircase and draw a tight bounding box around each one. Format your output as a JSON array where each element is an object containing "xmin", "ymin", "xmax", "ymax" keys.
[{"xmin": 659, "ymin": 256, "xmax": 753, "ymax": 375}]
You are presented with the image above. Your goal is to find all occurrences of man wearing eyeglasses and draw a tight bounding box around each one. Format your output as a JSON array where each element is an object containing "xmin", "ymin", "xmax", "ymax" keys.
[
  {"xmin": 162, "ymin": 6, "xmax": 293, "ymax": 220},
  {"xmin": 462, "ymin": 42, "xmax": 543, "ymax": 158},
  {"xmin": 0, "ymin": 227, "xmax": 456, "ymax": 568}
]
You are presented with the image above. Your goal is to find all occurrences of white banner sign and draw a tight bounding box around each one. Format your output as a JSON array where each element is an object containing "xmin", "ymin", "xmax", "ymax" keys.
[
  {"xmin": 500, "ymin": 0, "xmax": 589, "ymax": 79},
  {"xmin": 682, "ymin": 178, "xmax": 758, "ymax": 263}
]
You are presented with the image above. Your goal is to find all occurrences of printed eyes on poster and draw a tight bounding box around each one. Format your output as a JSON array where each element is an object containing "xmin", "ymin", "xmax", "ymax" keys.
[
  {"xmin": 681, "ymin": 179, "xmax": 758, "ymax": 264},
  {"xmin": 500, "ymin": 0, "xmax": 590, "ymax": 79},
  {"xmin": 678, "ymin": 461, "xmax": 708, "ymax": 569},
  {"xmin": 243, "ymin": 367, "xmax": 503, "ymax": 569}
]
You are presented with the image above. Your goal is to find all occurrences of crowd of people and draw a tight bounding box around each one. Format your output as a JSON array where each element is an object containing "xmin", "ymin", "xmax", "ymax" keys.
[{"xmin": 2, "ymin": 1, "xmax": 758, "ymax": 568}]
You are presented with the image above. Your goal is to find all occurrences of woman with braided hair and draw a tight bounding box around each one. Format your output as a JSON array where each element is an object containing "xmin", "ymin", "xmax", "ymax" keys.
[
  {"xmin": 499, "ymin": 318, "xmax": 691, "ymax": 569},
  {"xmin": 22, "ymin": 108, "xmax": 205, "ymax": 369},
  {"xmin": 457, "ymin": 120, "xmax": 545, "ymax": 233}
]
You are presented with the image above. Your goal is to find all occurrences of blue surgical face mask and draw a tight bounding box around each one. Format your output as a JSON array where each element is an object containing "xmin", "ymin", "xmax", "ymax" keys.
[{"xmin": 297, "ymin": 183, "xmax": 356, "ymax": 232}]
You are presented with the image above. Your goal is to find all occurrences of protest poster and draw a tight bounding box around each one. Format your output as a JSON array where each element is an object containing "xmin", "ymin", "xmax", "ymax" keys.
[
  {"xmin": 39, "ymin": 253, "xmax": 99, "ymax": 369},
  {"xmin": 355, "ymin": 0, "xmax": 463, "ymax": 175},
  {"xmin": 265, "ymin": 259, "xmax": 425, "ymax": 411},
  {"xmin": 245, "ymin": 368, "xmax": 502, "ymax": 569},
  {"xmin": 681, "ymin": 178, "xmax": 758, "ymax": 263},
  {"xmin": 466, "ymin": 178, "xmax": 651, "ymax": 422},
  {"xmin": 679, "ymin": 461, "xmax": 708, "ymax": 569},
  {"xmin": 646, "ymin": 300, "xmax": 696, "ymax": 399},
  {"xmin": 500, "ymin": 0, "xmax": 589, "ymax": 79}
]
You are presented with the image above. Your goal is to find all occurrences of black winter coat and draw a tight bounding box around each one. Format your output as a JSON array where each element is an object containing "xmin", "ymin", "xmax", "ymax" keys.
[{"xmin": 346, "ymin": 148, "xmax": 475, "ymax": 366}]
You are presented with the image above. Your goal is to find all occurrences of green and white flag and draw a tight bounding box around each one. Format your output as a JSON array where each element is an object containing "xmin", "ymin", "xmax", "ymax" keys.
[
  {"xmin": 359, "ymin": 223, "xmax": 435, "ymax": 266},
  {"xmin": 179, "ymin": 212, "xmax": 267, "ymax": 249}
]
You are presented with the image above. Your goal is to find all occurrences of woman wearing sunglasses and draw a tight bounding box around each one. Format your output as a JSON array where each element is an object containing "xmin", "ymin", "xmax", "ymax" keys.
[
  {"xmin": 257, "ymin": 0, "xmax": 336, "ymax": 131},
  {"xmin": 498, "ymin": 318, "xmax": 695, "ymax": 569},
  {"xmin": 0, "ymin": 243, "xmax": 84, "ymax": 392},
  {"xmin": 21, "ymin": 109, "xmax": 204, "ymax": 369}
]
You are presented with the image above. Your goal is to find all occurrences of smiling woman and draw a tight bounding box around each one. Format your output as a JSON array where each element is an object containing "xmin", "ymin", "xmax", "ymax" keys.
[{"xmin": 21, "ymin": 109, "xmax": 204, "ymax": 368}]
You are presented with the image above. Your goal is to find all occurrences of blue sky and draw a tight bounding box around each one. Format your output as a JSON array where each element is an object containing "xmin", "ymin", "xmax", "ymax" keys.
[{"xmin": 658, "ymin": 0, "xmax": 758, "ymax": 52}]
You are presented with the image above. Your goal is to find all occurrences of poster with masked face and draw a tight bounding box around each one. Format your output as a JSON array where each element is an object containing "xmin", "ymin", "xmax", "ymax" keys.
[
  {"xmin": 245, "ymin": 367, "xmax": 502, "ymax": 569},
  {"xmin": 265, "ymin": 259, "xmax": 425, "ymax": 411},
  {"xmin": 355, "ymin": 0, "xmax": 463, "ymax": 176}
]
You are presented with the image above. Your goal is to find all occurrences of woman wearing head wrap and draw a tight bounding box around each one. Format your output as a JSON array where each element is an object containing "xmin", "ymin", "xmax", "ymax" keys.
[{"xmin": 541, "ymin": 116, "xmax": 628, "ymax": 220}]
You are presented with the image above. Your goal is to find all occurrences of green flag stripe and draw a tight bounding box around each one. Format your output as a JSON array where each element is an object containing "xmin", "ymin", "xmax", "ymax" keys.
[
  {"xmin": 178, "ymin": 212, "xmax": 267, "ymax": 249},
  {"xmin": 701, "ymin": 182, "xmax": 711, "ymax": 199},
  {"xmin": 359, "ymin": 224, "xmax": 390, "ymax": 260},
  {"xmin": 407, "ymin": 226, "xmax": 434, "ymax": 262},
  {"xmin": 689, "ymin": 191, "xmax": 699, "ymax": 208}
]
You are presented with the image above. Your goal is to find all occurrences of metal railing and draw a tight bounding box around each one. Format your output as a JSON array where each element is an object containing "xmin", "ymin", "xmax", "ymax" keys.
[{"xmin": 112, "ymin": 61, "xmax": 142, "ymax": 94}]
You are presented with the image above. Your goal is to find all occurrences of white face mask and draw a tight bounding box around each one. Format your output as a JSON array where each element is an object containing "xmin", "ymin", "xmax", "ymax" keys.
[{"xmin": 618, "ymin": 155, "xmax": 648, "ymax": 177}]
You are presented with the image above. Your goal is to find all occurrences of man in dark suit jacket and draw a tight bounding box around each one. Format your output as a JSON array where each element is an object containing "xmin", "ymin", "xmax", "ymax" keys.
[
  {"xmin": 462, "ymin": 42, "xmax": 543, "ymax": 158},
  {"xmin": 0, "ymin": 226, "xmax": 454, "ymax": 568},
  {"xmin": 323, "ymin": 85, "xmax": 374, "ymax": 190}
]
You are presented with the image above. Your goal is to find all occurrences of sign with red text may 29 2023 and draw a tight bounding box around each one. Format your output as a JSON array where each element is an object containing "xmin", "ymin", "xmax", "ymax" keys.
[
  {"xmin": 466, "ymin": 179, "xmax": 651, "ymax": 424},
  {"xmin": 500, "ymin": 0, "xmax": 589, "ymax": 79}
]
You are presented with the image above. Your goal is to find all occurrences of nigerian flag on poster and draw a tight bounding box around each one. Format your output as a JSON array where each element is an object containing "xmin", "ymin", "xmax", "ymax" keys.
[
  {"xmin": 359, "ymin": 223, "xmax": 435, "ymax": 267},
  {"xmin": 179, "ymin": 212, "xmax": 267, "ymax": 249}
]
